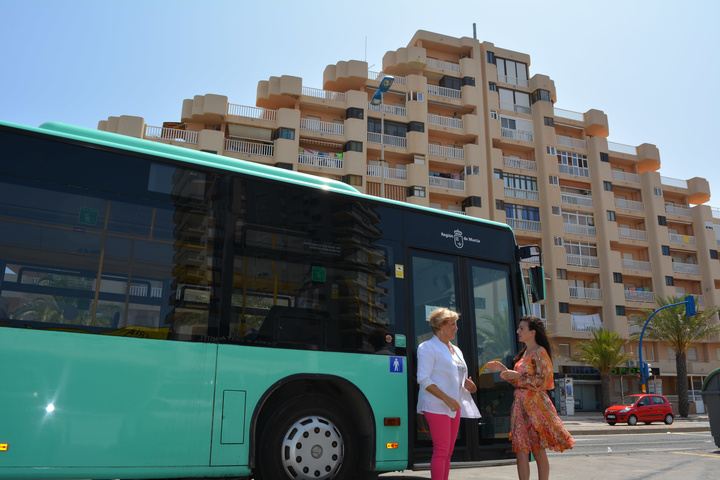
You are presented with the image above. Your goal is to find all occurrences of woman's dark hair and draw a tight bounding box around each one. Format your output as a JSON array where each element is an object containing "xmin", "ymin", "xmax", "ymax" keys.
[{"xmin": 513, "ymin": 315, "xmax": 552, "ymax": 364}]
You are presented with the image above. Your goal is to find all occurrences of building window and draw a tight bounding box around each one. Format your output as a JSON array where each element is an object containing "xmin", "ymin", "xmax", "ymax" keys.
[
  {"xmin": 489, "ymin": 82, "xmax": 498, "ymax": 92},
  {"xmin": 496, "ymin": 57, "xmax": 528, "ymax": 86},
  {"xmin": 557, "ymin": 268, "xmax": 567, "ymax": 279},
  {"xmin": 462, "ymin": 77, "xmax": 476, "ymax": 87},
  {"xmin": 616, "ymin": 305, "xmax": 626, "ymax": 316},
  {"xmin": 531, "ymin": 89, "xmax": 552, "ymax": 104},
  {"xmin": 494, "ymin": 169, "xmax": 503, "ymax": 180},
  {"xmin": 440, "ymin": 76, "xmax": 462, "ymax": 90},
  {"xmin": 603, "ymin": 181, "xmax": 613, "ymax": 192},
  {"xmin": 343, "ymin": 141, "xmax": 363, "ymax": 153},
  {"xmin": 462, "ymin": 196, "xmax": 482, "ymax": 209},
  {"xmin": 490, "ymin": 110, "xmax": 499, "ymax": 120},
  {"xmin": 613, "ymin": 272, "xmax": 623, "ymax": 283},
  {"xmin": 407, "ymin": 91, "xmax": 424, "ymax": 102},
  {"xmin": 273, "ymin": 127, "xmax": 295, "ymax": 140},
  {"xmin": 549, "ymin": 176, "xmax": 559, "ymax": 186},
  {"xmin": 499, "ymin": 88, "xmax": 531, "ymax": 113},
  {"xmin": 546, "ymin": 146, "xmax": 557, "ymax": 155},
  {"xmin": 661, "ymin": 245, "xmax": 670, "ymax": 256},
  {"xmin": 368, "ymin": 118, "xmax": 408, "ymax": 137},
  {"xmin": 600, "ymin": 152, "xmax": 609, "ymax": 163},
  {"xmin": 554, "ymin": 237, "xmax": 564, "ymax": 247},
  {"xmin": 559, "ymin": 302, "xmax": 570, "ymax": 314},
  {"xmin": 658, "ymin": 216, "xmax": 667, "ymax": 226},
  {"xmin": 711, "ymin": 249, "xmax": 719, "ymax": 260},
  {"xmin": 665, "ymin": 276, "xmax": 674, "ymax": 286},
  {"xmin": 653, "ymin": 187, "xmax": 663, "ymax": 197},
  {"xmin": 505, "ymin": 203, "xmax": 540, "ymax": 221},
  {"xmin": 551, "ymin": 206, "xmax": 561, "ymax": 215},
  {"xmin": 669, "ymin": 347, "xmax": 676, "ymax": 360},
  {"xmin": 607, "ymin": 211, "xmax": 616, "ymax": 221},
  {"xmin": 503, "ymin": 173, "xmax": 538, "ymax": 192},
  {"xmin": 408, "ymin": 121, "xmax": 425, "ymax": 133},
  {"xmin": 558, "ymin": 343, "xmax": 571, "ymax": 357},
  {"xmin": 544, "ymin": 117, "xmax": 555, "ymax": 127},
  {"xmin": 407, "ymin": 186, "xmax": 426, "ymax": 197},
  {"xmin": 346, "ymin": 107, "xmax": 364, "ymax": 120},
  {"xmin": 487, "ymin": 51, "xmax": 496, "ymax": 64},
  {"xmin": 496, "ymin": 200, "xmax": 505, "ymax": 210},
  {"xmin": 341, "ymin": 175, "xmax": 362, "ymax": 186},
  {"xmin": 688, "ymin": 347, "xmax": 698, "ymax": 361}
]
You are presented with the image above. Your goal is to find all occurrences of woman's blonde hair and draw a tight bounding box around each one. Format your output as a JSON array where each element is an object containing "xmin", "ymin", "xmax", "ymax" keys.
[{"xmin": 428, "ymin": 307, "xmax": 459, "ymax": 334}]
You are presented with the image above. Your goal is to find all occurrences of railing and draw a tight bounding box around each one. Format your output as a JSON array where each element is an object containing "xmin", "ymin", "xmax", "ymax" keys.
[
  {"xmin": 501, "ymin": 128, "xmax": 534, "ymax": 142},
  {"xmin": 558, "ymin": 164, "xmax": 590, "ymax": 177},
  {"xmin": 426, "ymin": 58, "xmax": 461, "ymax": 73},
  {"xmin": 608, "ymin": 141, "xmax": 636, "ymax": 155},
  {"xmin": 556, "ymin": 135, "xmax": 587, "ymax": 149},
  {"xmin": 145, "ymin": 126, "xmax": 198, "ymax": 144},
  {"xmin": 429, "ymin": 176, "xmax": 465, "ymax": 191},
  {"xmin": 612, "ymin": 170, "xmax": 641, "ymax": 183},
  {"xmin": 367, "ymin": 132, "xmax": 406, "ymax": 148},
  {"xmin": 622, "ymin": 259, "xmax": 651, "ymax": 271},
  {"xmin": 564, "ymin": 223, "xmax": 596, "ymax": 236},
  {"xmin": 301, "ymin": 86, "xmax": 346, "ymax": 102},
  {"xmin": 227, "ymin": 104, "xmax": 277, "ymax": 121},
  {"xmin": 428, "ymin": 144, "xmax": 464, "ymax": 159},
  {"xmin": 505, "ymin": 187, "xmax": 539, "ymax": 201},
  {"xmin": 507, "ymin": 218, "xmax": 542, "ymax": 232},
  {"xmin": 368, "ymin": 71, "xmax": 407, "ymax": 85},
  {"xmin": 554, "ymin": 108, "xmax": 584, "ymax": 121},
  {"xmin": 427, "ymin": 84, "xmax": 462, "ymax": 100},
  {"xmin": 427, "ymin": 113, "xmax": 463, "ymax": 129},
  {"xmin": 690, "ymin": 294, "xmax": 705, "ymax": 306},
  {"xmin": 615, "ymin": 198, "xmax": 644, "ymax": 211},
  {"xmin": 566, "ymin": 254, "xmax": 599, "ymax": 267},
  {"xmin": 712, "ymin": 207, "xmax": 720, "ymax": 218},
  {"xmin": 572, "ymin": 319, "xmax": 604, "ymax": 332},
  {"xmin": 561, "ymin": 193, "xmax": 593, "ymax": 207},
  {"xmin": 498, "ymin": 75, "xmax": 530, "ymax": 88},
  {"xmin": 672, "ymin": 262, "xmax": 700, "ymax": 275},
  {"xmin": 669, "ymin": 233, "xmax": 696, "ymax": 246},
  {"xmin": 367, "ymin": 165, "xmax": 407, "ymax": 180},
  {"xmin": 625, "ymin": 289, "xmax": 655, "ymax": 302},
  {"xmin": 368, "ymin": 102, "xmax": 406, "ymax": 116},
  {"xmin": 300, "ymin": 118, "xmax": 344, "ymax": 135},
  {"xmin": 129, "ymin": 285, "xmax": 163, "ymax": 298},
  {"xmin": 569, "ymin": 287, "xmax": 602, "ymax": 300},
  {"xmin": 500, "ymin": 102, "xmax": 532, "ymax": 115},
  {"xmin": 665, "ymin": 203, "xmax": 692, "ymax": 217},
  {"xmin": 661, "ymin": 176, "xmax": 688, "ymax": 189},
  {"xmin": 618, "ymin": 227, "xmax": 648, "ymax": 241},
  {"xmin": 225, "ymin": 138, "xmax": 274, "ymax": 157},
  {"xmin": 503, "ymin": 157, "xmax": 537, "ymax": 171},
  {"xmin": 297, "ymin": 153, "xmax": 343, "ymax": 169}
]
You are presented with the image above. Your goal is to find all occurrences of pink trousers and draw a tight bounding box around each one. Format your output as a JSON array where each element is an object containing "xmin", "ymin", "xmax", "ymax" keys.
[{"xmin": 423, "ymin": 409, "xmax": 462, "ymax": 480}]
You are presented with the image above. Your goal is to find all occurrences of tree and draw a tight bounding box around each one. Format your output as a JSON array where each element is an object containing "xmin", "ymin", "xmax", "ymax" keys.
[
  {"xmin": 630, "ymin": 295, "xmax": 720, "ymax": 418},
  {"xmin": 572, "ymin": 327, "xmax": 635, "ymax": 410}
]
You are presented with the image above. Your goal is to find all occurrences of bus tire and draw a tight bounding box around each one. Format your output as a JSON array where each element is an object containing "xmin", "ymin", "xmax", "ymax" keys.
[{"xmin": 257, "ymin": 395, "xmax": 359, "ymax": 480}]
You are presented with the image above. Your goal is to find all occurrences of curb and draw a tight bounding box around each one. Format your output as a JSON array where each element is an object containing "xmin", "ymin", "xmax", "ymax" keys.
[{"xmin": 568, "ymin": 425, "xmax": 711, "ymax": 436}]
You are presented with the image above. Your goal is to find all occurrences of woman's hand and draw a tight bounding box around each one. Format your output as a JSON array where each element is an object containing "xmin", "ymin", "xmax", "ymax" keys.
[
  {"xmin": 500, "ymin": 369, "xmax": 521, "ymax": 381},
  {"xmin": 464, "ymin": 377, "xmax": 477, "ymax": 393},
  {"xmin": 443, "ymin": 396, "xmax": 461, "ymax": 412},
  {"xmin": 485, "ymin": 361, "xmax": 507, "ymax": 372}
]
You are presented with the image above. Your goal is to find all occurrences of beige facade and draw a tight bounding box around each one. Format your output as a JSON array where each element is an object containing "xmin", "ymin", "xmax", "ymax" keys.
[{"xmin": 99, "ymin": 29, "xmax": 720, "ymax": 410}]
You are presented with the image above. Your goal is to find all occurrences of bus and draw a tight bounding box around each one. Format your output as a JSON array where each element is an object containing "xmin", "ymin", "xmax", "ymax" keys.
[{"xmin": 0, "ymin": 120, "xmax": 544, "ymax": 480}]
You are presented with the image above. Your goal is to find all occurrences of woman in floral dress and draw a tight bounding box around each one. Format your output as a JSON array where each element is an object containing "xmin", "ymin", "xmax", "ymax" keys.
[{"xmin": 487, "ymin": 315, "xmax": 574, "ymax": 480}]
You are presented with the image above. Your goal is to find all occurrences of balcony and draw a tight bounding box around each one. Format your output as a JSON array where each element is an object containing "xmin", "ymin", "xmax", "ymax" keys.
[
  {"xmin": 367, "ymin": 132, "xmax": 406, "ymax": 148},
  {"xmin": 608, "ymin": 142, "xmax": 636, "ymax": 155},
  {"xmin": 429, "ymin": 144, "xmax": 464, "ymax": 159},
  {"xmin": 500, "ymin": 102, "xmax": 532, "ymax": 115},
  {"xmin": 429, "ymin": 175, "xmax": 465, "ymax": 191},
  {"xmin": 618, "ymin": 227, "xmax": 648, "ymax": 241},
  {"xmin": 665, "ymin": 203, "xmax": 692, "ymax": 217},
  {"xmin": 564, "ymin": 223, "xmax": 596, "ymax": 237},
  {"xmin": 501, "ymin": 128, "xmax": 534, "ymax": 142},
  {"xmin": 507, "ymin": 218, "xmax": 541, "ymax": 232},
  {"xmin": 225, "ymin": 138, "xmax": 274, "ymax": 157},
  {"xmin": 569, "ymin": 286, "xmax": 602, "ymax": 300},
  {"xmin": 622, "ymin": 259, "xmax": 651, "ymax": 271},
  {"xmin": 572, "ymin": 315, "xmax": 603, "ymax": 332},
  {"xmin": 558, "ymin": 164, "xmax": 590, "ymax": 178},
  {"xmin": 427, "ymin": 84, "xmax": 462, "ymax": 100},
  {"xmin": 561, "ymin": 193, "xmax": 593, "ymax": 207},
  {"xmin": 554, "ymin": 108, "xmax": 584, "ymax": 121},
  {"xmin": 368, "ymin": 102, "xmax": 407, "ymax": 116},
  {"xmin": 672, "ymin": 262, "xmax": 700, "ymax": 275},
  {"xmin": 499, "ymin": 75, "xmax": 530, "ymax": 88},
  {"xmin": 368, "ymin": 71, "xmax": 407, "ymax": 86},
  {"xmin": 227, "ymin": 104, "xmax": 276, "ymax": 121},
  {"xmin": 503, "ymin": 156, "xmax": 537, "ymax": 171},
  {"xmin": 145, "ymin": 126, "xmax": 198, "ymax": 144},
  {"xmin": 300, "ymin": 118, "xmax": 344, "ymax": 135},
  {"xmin": 426, "ymin": 58, "xmax": 461, "ymax": 73},
  {"xmin": 505, "ymin": 187, "xmax": 539, "ymax": 201},
  {"xmin": 615, "ymin": 198, "xmax": 644, "ymax": 211},
  {"xmin": 625, "ymin": 289, "xmax": 655, "ymax": 302},
  {"xmin": 566, "ymin": 254, "xmax": 599, "ymax": 268},
  {"xmin": 669, "ymin": 233, "xmax": 696, "ymax": 246},
  {"xmin": 556, "ymin": 135, "xmax": 587, "ymax": 150},
  {"xmin": 301, "ymin": 86, "xmax": 346, "ymax": 102},
  {"xmin": 367, "ymin": 165, "xmax": 407, "ymax": 180},
  {"xmin": 427, "ymin": 113, "xmax": 462, "ymax": 129},
  {"xmin": 612, "ymin": 170, "xmax": 641, "ymax": 183},
  {"xmin": 661, "ymin": 176, "xmax": 688, "ymax": 189}
]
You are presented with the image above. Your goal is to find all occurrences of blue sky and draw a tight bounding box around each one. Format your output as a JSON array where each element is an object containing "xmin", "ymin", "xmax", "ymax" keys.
[{"xmin": 2, "ymin": 0, "xmax": 719, "ymax": 206}]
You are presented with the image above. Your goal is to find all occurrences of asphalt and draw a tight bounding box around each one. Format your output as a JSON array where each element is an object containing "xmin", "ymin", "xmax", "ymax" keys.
[{"xmin": 560, "ymin": 411, "xmax": 711, "ymax": 435}]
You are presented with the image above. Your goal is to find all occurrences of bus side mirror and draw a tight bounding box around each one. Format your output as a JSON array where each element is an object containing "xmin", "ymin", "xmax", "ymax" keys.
[{"xmin": 528, "ymin": 266, "xmax": 545, "ymax": 302}]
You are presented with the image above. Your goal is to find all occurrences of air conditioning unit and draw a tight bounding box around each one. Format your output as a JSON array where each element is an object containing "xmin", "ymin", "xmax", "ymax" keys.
[{"xmin": 628, "ymin": 360, "xmax": 638, "ymax": 367}]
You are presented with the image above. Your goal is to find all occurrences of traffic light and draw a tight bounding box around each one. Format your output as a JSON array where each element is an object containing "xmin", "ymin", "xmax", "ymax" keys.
[{"xmin": 643, "ymin": 362, "xmax": 652, "ymax": 379}]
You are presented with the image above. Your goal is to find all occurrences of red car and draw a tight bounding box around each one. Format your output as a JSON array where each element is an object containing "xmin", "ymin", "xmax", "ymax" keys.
[{"xmin": 604, "ymin": 394, "xmax": 674, "ymax": 426}]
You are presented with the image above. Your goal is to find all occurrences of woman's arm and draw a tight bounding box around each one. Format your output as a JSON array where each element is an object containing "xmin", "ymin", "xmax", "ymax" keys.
[
  {"xmin": 512, "ymin": 349, "xmax": 551, "ymax": 391},
  {"xmin": 425, "ymin": 384, "xmax": 460, "ymax": 412}
]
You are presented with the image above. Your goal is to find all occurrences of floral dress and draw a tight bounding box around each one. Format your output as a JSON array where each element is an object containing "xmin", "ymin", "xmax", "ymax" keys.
[{"xmin": 508, "ymin": 347, "xmax": 575, "ymax": 454}]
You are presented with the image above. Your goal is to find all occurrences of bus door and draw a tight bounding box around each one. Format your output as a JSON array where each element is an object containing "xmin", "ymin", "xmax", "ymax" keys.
[{"xmin": 408, "ymin": 249, "xmax": 517, "ymax": 464}]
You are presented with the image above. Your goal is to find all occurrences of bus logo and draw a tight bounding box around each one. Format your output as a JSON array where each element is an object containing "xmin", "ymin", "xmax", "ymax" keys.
[{"xmin": 454, "ymin": 229, "xmax": 464, "ymax": 249}]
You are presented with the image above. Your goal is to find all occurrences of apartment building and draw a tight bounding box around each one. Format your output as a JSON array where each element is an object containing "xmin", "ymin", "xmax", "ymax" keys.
[{"xmin": 99, "ymin": 30, "xmax": 720, "ymax": 412}]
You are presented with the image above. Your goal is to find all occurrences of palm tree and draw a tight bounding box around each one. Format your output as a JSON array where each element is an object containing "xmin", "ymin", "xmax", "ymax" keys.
[
  {"xmin": 630, "ymin": 295, "xmax": 720, "ymax": 418},
  {"xmin": 572, "ymin": 327, "xmax": 635, "ymax": 410}
]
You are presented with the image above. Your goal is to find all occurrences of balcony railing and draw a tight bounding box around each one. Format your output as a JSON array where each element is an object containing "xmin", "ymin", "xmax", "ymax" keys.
[
  {"xmin": 561, "ymin": 193, "xmax": 593, "ymax": 207},
  {"xmin": 503, "ymin": 156, "xmax": 537, "ymax": 171},
  {"xmin": 505, "ymin": 187, "xmax": 539, "ymax": 201},
  {"xmin": 426, "ymin": 58, "xmax": 461, "ymax": 73},
  {"xmin": 498, "ymin": 75, "xmax": 529, "ymax": 88},
  {"xmin": 556, "ymin": 135, "xmax": 587, "ymax": 150},
  {"xmin": 368, "ymin": 71, "xmax": 407, "ymax": 85},
  {"xmin": 367, "ymin": 132, "xmax": 406, "ymax": 148},
  {"xmin": 672, "ymin": 262, "xmax": 700, "ymax": 275},
  {"xmin": 429, "ymin": 176, "xmax": 465, "ymax": 191},
  {"xmin": 507, "ymin": 218, "xmax": 542, "ymax": 232},
  {"xmin": 665, "ymin": 203, "xmax": 692, "ymax": 217},
  {"xmin": 690, "ymin": 294, "xmax": 705, "ymax": 306},
  {"xmin": 367, "ymin": 165, "xmax": 407, "ymax": 180},
  {"xmin": 615, "ymin": 198, "xmax": 644, "ymax": 211},
  {"xmin": 427, "ymin": 84, "xmax": 462, "ymax": 100},
  {"xmin": 297, "ymin": 153, "xmax": 343, "ymax": 169},
  {"xmin": 301, "ymin": 87, "xmax": 346, "ymax": 102},
  {"xmin": 622, "ymin": 259, "xmax": 651, "ymax": 271},
  {"xmin": 612, "ymin": 170, "xmax": 641, "ymax": 183},
  {"xmin": 669, "ymin": 233, "xmax": 696, "ymax": 246},
  {"xmin": 428, "ymin": 144, "xmax": 463, "ymax": 159},
  {"xmin": 227, "ymin": 104, "xmax": 277, "ymax": 121},
  {"xmin": 558, "ymin": 164, "xmax": 590, "ymax": 178},
  {"xmin": 572, "ymin": 317, "xmax": 603, "ymax": 332},
  {"xmin": 608, "ymin": 141, "xmax": 636, "ymax": 155},
  {"xmin": 501, "ymin": 128, "xmax": 534, "ymax": 142},
  {"xmin": 427, "ymin": 113, "xmax": 462, "ymax": 129},
  {"xmin": 500, "ymin": 102, "xmax": 532, "ymax": 115},
  {"xmin": 145, "ymin": 126, "xmax": 198, "ymax": 144},
  {"xmin": 625, "ymin": 289, "xmax": 655, "ymax": 302},
  {"xmin": 618, "ymin": 227, "xmax": 648, "ymax": 241},
  {"xmin": 566, "ymin": 254, "xmax": 599, "ymax": 267},
  {"xmin": 564, "ymin": 223, "xmax": 596, "ymax": 236},
  {"xmin": 569, "ymin": 287, "xmax": 602, "ymax": 300},
  {"xmin": 661, "ymin": 176, "xmax": 688, "ymax": 189},
  {"xmin": 368, "ymin": 102, "xmax": 407, "ymax": 116},
  {"xmin": 300, "ymin": 118, "xmax": 344, "ymax": 135},
  {"xmin": 225, "ymin": 138, "xmax": 274, "ymax": 157},
  {"xmin": 554, "ymin": 108, "xmax": 584, "ymax": 121}
]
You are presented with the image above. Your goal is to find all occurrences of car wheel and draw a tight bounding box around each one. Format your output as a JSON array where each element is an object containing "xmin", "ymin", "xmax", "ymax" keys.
[
  {"xmin": 256, "ymin": 395, "xmax": 359, "ymax": 480},
  {"xmin": 606, "ymin": 422, "xmax": 616, "ymax": 426},
  {"xmin": 664, "ymin": 414, "xmax": 674, "ymax": 425},
  {"xmin": 627, "ymin": 415, "xmax": 638, "ymax": 426}
]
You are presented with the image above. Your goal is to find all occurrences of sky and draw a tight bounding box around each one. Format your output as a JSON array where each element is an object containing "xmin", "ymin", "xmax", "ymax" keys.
[{"xmin": 2, "ymin": 0, "xmax": 719, "ymax": 206}]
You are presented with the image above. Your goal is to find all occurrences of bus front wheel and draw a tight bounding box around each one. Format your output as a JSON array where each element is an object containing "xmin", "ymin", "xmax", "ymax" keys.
[{"xmin": 257, "ymin": 395, "xmax": 360, "ymax": 480}]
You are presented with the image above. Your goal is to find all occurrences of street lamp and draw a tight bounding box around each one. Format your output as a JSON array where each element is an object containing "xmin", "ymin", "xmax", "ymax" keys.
[
  {"xmin": 638, "ymin": 295, "xmax": 696, "ymax": 392},
  {"xmin": 371, "ymin": 75, "xmax": 394, "ymax": 198}
]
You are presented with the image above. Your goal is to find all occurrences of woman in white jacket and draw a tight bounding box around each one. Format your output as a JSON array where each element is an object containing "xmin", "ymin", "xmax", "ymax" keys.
[{"xmin": 417, "ymin": 308, "xmax": 481, "ymax": 480}]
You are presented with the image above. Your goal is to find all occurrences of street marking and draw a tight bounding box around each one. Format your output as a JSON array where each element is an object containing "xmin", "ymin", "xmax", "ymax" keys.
[{"xmin": 671, "ymin": 451, "xmax": 719, "ymax": 458}]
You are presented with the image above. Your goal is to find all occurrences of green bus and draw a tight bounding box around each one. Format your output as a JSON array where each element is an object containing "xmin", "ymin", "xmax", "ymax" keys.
[{"xmin": 0, "ymin": 120, "xmax": 544, "ymax": 480}]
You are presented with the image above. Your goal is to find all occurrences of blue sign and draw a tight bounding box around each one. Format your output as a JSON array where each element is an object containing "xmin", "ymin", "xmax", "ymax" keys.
[{"xmin": 390, "ymin": 357, "xmax": 404, "ymax": 374}]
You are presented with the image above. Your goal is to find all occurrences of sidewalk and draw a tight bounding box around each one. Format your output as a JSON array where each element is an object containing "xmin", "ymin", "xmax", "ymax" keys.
[{"xmin": 561, "ymin": 411, "xmax": 710, "ymax": 435}]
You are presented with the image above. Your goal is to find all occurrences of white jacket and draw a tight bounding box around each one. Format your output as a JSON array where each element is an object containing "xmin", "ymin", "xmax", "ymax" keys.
[{"xmin": 416, "ymin": 335, "xmax": 481, "ymax": 418}]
